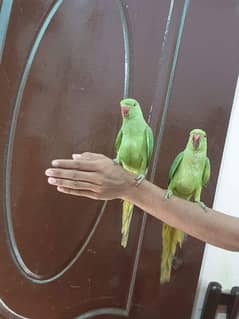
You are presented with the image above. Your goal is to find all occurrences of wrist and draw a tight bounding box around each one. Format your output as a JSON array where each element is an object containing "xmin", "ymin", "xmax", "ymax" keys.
[
  {"xmin": 120, "ymin": 170, "xmax": 138, "ymax": 201},
  {"xmin": 121, "ymin": 173, "xmax": 152, "ymax": 204},
  {"xmin": 122, "ymin": 177, "xmax": 165, "ymax": 212}
]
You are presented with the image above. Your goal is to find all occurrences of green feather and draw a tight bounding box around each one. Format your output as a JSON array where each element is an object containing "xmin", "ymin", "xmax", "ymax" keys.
[
  {"xmin": 145, "ymin": 126, "xmax": 154, "ymax": 167},
  {"xmin": 168, "ymin": 151, "xmax": 184, "ymax": 185},
  {"xmin": 203, "ymin": 157, "xmax": 211, "ymax": 186},
  {"xmin": 115, "ymin": 128, "xmax": 123, "ymax": 155}
]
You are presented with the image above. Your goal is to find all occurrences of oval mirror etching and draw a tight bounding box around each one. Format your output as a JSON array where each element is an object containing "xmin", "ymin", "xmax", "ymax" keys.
[
  {"xmin": 3, "ymin": 0, "xmax": 130, "ymax": 284},
  {"xmin": 0, "ymin": 298, "xmax": 30, "ymax": 319},
  {"xmin": 0, "ymin": 0, "xmax": 13, "ymax": 63}
]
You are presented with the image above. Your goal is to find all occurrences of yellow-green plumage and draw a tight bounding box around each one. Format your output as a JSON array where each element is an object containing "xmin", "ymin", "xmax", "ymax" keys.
[
  {"xmin": 115, "ymin": 98, "xmax": 154, "ymax": 248},
  {"xmin": 160, "ymin": 129, "xmax": 211, "ymax": 283},
  {"xmin": 121, "ymin": 198, "xmax": 134, "ymax": 248}
]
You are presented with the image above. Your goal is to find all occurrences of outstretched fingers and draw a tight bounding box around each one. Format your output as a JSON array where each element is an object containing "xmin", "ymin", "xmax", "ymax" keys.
[
  {"xmin": 57, "ymin": 186, "xmax": 100, "ymax": 200},
  {"xmin": 51, "ymin": 158, "xmax": 97, "ymax": 171},
  {"xmin": 45, "ymin": 168, "xmax": 101, "ymax": 185},
  {"xmin": 47, "ymin": 177, "xmax": 100, "ymax": 192}
]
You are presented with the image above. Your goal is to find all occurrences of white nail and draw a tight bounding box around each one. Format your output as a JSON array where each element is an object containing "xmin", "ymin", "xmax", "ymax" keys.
[{"xmin": 72, "ymin": 154, "xmax": 81, "ymax": 159}]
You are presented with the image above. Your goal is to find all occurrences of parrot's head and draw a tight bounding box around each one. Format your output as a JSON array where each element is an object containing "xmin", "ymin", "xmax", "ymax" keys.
[
  {"xmin": 120, "ymin": 98, "xmax": 142, "ymax": 119},
  {"xmin": 187, "ymin": 129, "xmax": 207, "ymax": 152}
]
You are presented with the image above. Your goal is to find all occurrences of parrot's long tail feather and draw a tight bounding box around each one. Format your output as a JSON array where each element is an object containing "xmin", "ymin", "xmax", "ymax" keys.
[
  {"xmin": 121, "ymin": 200, "xmax": 134, "ymax": 248},
  {"xmin": 160, "ymin": 223, "xmax": 184, "ymax": 283}
]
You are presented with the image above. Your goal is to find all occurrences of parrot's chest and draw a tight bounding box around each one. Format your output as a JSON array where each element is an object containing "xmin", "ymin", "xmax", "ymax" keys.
[
  {"xmin": 173, "ymin": 158, "xmax": 204, "ymax": 194},
  {"xmin": 118, "ymin": 134, "xmax": 146, "ymax": 171}
]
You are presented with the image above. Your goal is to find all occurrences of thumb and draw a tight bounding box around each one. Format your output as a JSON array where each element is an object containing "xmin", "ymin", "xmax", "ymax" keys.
[{"xmin": 73, "ymin": 152, "xmax": 105, "ymax": 161}]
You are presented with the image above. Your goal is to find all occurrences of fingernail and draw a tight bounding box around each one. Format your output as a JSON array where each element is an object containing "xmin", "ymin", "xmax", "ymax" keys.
[
  {"xmin": 48, "ymin": 177, "xmax": 56, "ymax": 184},
  {"xmin": 45, "ymin": 169, "xmax": 52, "ymax": 176},
  {"xmin": 72, "ymin": 154, "xmax": 81, "ymax": 159},
  {"xmin": 52, "ymin": 160, "xmax": 59, "ymax": 166}
]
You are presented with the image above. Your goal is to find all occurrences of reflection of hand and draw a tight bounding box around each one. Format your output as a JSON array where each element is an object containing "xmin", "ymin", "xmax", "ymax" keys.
[{"xmin": 45, "ymin": 152, "xmax": 136, "ymax": 200}]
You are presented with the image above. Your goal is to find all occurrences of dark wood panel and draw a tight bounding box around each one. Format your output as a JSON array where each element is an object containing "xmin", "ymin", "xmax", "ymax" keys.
[{"xmin": 0, "ymin": 0, "xmax": 238, "ymax": 318}]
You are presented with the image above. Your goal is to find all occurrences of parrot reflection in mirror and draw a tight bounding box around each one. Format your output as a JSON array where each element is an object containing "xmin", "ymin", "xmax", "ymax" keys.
[
  {"xmin": 161, "ymin": 128, "xmax": 211, "ymax": 284},
  {"xmin": 113, "ymin": 98, "xmax": 154, "ymax": 248}
]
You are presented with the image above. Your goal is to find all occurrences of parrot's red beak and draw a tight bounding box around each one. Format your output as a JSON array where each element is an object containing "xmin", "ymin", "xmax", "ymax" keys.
[
  {"xmin": 192, "ymin": 134, "xmax": 200, "ymax": 149},
  {"xmin": 121, "ymin": 106, "xmax": 129, "ymax": 117}
]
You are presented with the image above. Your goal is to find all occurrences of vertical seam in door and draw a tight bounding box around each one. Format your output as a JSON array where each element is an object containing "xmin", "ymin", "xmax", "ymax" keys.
[{"xmin": 150, "ymin": 0, "xmax": 190, "ymax": 180}]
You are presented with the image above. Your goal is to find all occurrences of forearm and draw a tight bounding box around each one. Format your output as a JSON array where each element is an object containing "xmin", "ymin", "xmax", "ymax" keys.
[
  {"xmin": 124, "ymin": 179, "xmax": 239, "ymax": 251},
  {"xmin": 46, "ymin": 153, "xmax": 239, "ymax": 251}
]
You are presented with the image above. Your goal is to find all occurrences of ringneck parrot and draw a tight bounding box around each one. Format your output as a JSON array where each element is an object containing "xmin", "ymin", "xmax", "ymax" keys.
[
  {"xmin": 114, "ymin": 98, "xmax": 154, "ymax": 248},
  {"xmin": 160, "ymin": 128, "xmax": 211, "ymax": 283}
]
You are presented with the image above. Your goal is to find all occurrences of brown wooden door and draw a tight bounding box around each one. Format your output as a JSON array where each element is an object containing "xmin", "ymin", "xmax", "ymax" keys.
[{"xmin": 0, "ymin": 1, "xmax": 238, "ymax": 318}]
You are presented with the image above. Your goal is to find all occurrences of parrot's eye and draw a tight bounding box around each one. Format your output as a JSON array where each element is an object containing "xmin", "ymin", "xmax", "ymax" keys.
[
  {"xmin": 134, "ymin": 103, "xmax": 136, "ymax": 106},
  {"xmin": 204, "ymin": 134, "xmax": 207, "ymax": 138}
]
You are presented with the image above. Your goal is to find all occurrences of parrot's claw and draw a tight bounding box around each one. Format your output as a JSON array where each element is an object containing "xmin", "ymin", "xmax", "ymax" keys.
[
  {"xmin": 135, "ymin": 174, "xmax": 145, "ymax": 186},
  {"xmin": 112, "ymin": 158, "xmax": 120, "ymax": 165},
  {"xmin": 172, "ymin": 256, "xmax": 184, "ymax": 271},
  {"xmin": 163, "ymin": 189, "xmax": 173, "ymax": 200},
  {"xmin": 195, "ymin": 200, "xmax": 207, "ymax": 211}
]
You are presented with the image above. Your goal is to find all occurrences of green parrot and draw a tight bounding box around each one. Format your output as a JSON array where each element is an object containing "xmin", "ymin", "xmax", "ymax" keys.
[
  {"xmin": 160, "ymin": 128, "xmax": 211, "ymax": 283},
  {"xmin": 114, "ymin": 98, "xmax": 154, "ymax": 248}
]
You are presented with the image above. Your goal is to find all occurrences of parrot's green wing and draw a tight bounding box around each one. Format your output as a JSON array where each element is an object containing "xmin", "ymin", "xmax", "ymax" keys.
[
  {"xmin": 168, "ymin": 151, "xmax": 184, "ymax": 185},
  {"xmin": 202, "ymin": 157, "xmax": 211, "ymax": 187},
  {"xmin": 145, "ymin": 126, "xmax": 154, "ymax": 166},
  {"xmin": 115, "ymin": 128, "xmax": 123, "ymax": 154}
]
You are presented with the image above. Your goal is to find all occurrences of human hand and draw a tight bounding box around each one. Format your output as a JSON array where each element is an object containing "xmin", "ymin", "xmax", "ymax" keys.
[{"xmin": 45, "ymin": 152, "xmax": 135, "ymax": 200}]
